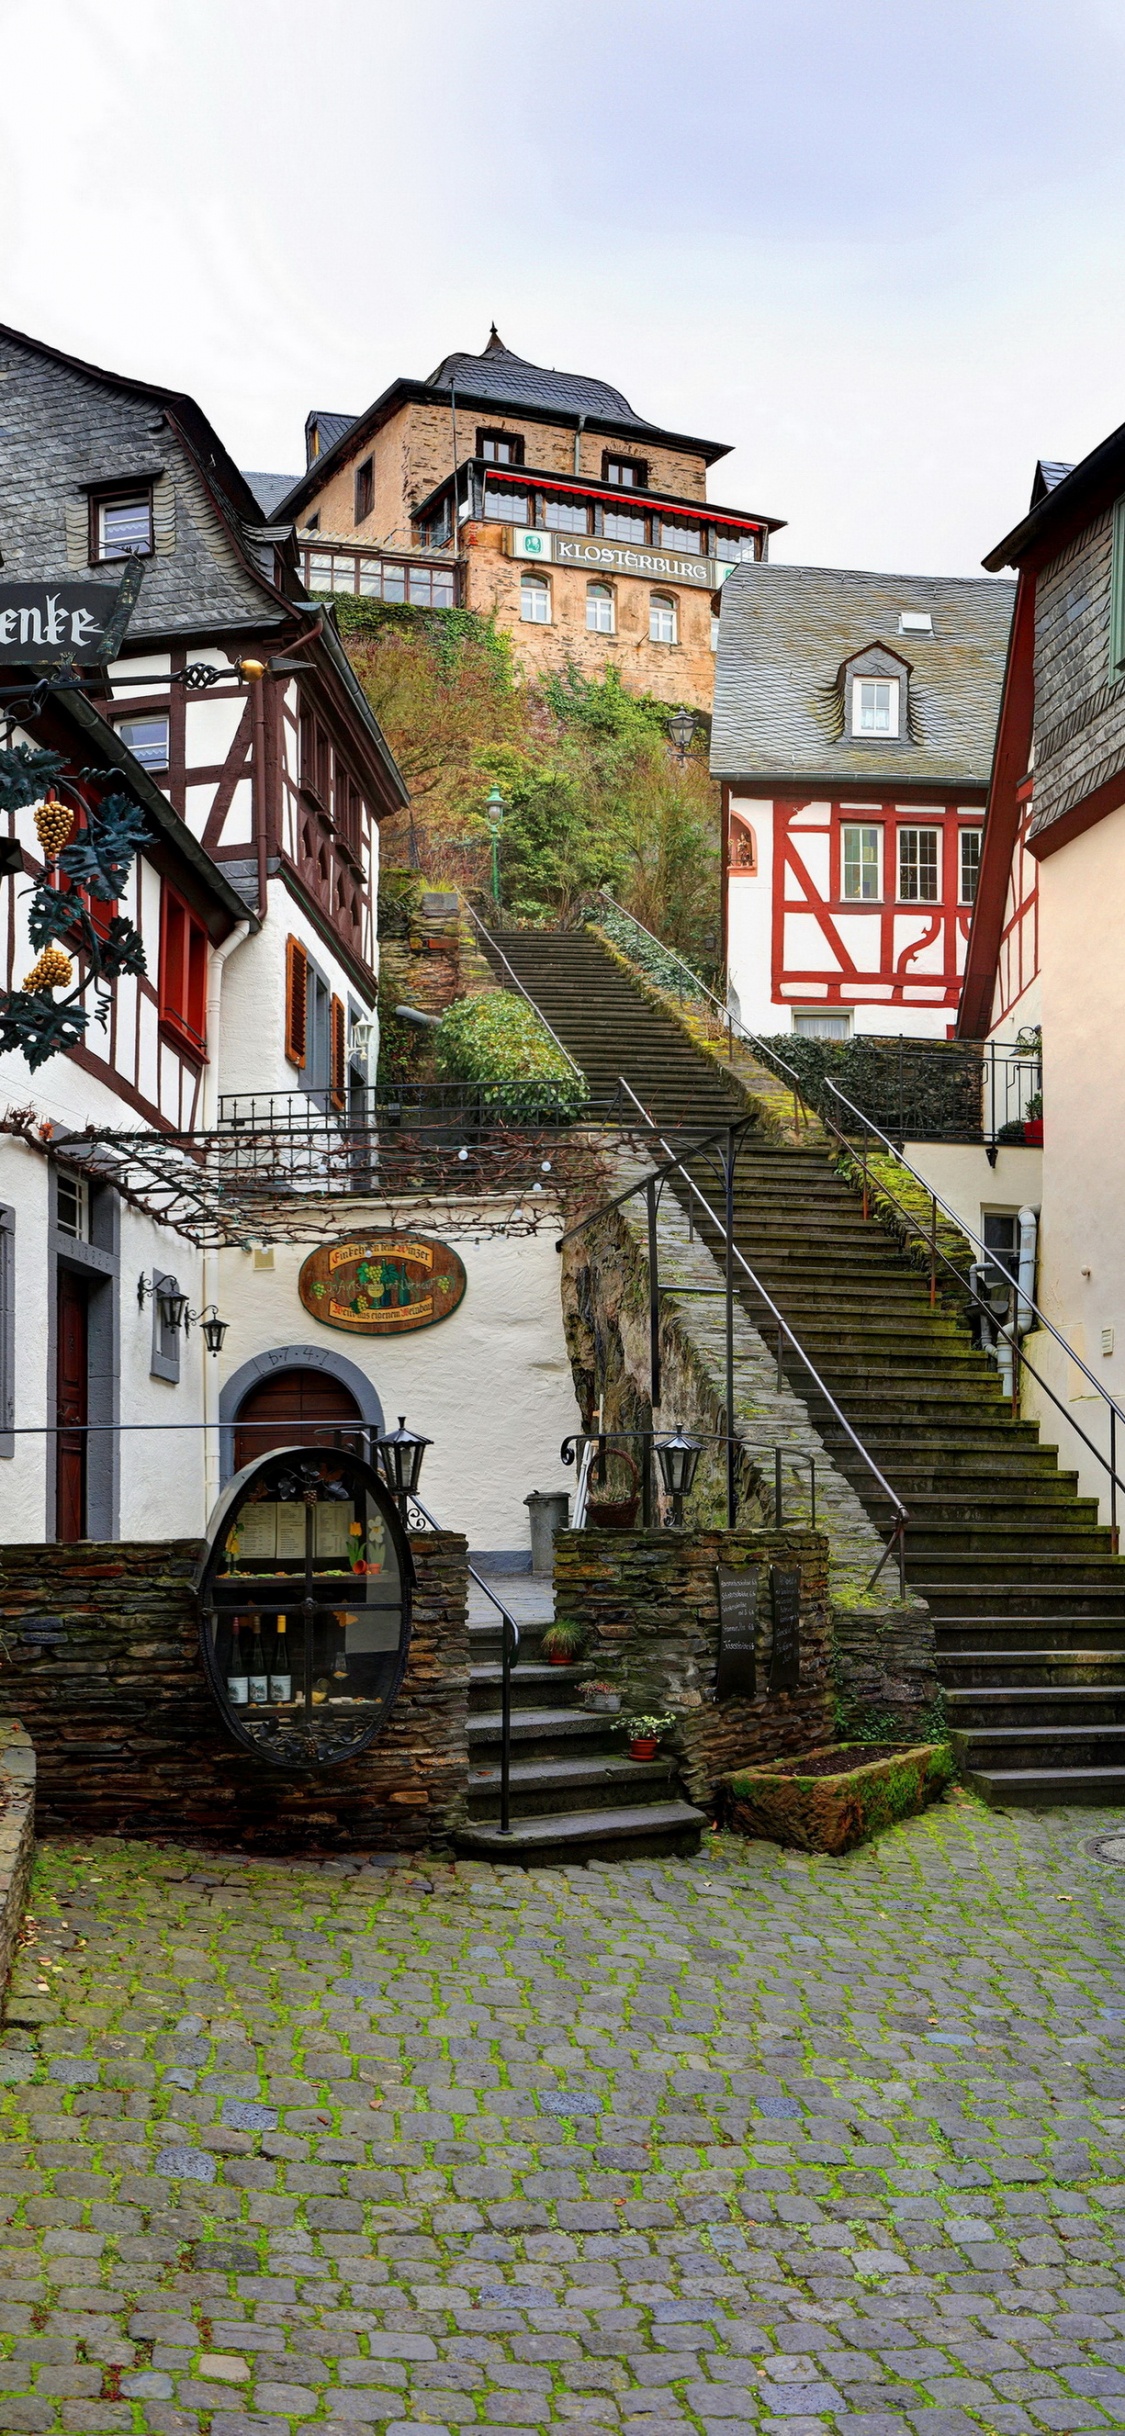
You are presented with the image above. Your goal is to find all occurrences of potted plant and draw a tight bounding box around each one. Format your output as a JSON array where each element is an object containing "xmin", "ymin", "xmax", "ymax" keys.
[
  {"xmin": 582, "ymin": 1679, "xmax": 621, "ymax": 1713},
  {"xmin": 618, "ymin": 1711, "xmax": 675, "ymax": 1762},
  {"xmin": 1023, "ymin": 1091, "xmax": 1043, "ymax": 1146},
  {"xmin": 540, "ymin": 1619, "xmax": 587, "ymax": 1667}
]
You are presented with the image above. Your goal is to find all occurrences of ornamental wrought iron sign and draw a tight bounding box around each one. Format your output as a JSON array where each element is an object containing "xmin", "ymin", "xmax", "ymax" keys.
[
  {"xmin": 298, "ymin": 1233, "xmax": 467, "ymax": 1335},
  {"xmin": 0, "ymin": 750, "xmax": 147, "ymax": 1068},
  {"xmin": 0, "ymin": 560, "xmax": 144, "ymax": 665},
  {"xmin": 195, "ymin": 1444, "xmax": 414, "ymax": 1770}
]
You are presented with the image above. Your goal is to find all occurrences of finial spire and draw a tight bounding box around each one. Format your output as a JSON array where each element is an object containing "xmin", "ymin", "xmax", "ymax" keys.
[{"xmin": 485, "ymin": 323, "xmax": 506, "ymax": 353}]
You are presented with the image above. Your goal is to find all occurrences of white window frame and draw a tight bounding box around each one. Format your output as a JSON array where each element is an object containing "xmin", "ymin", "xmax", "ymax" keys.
[
  {"xmin": 586, "ymin": 583, "xmax": 614, "ymax": 635},
  {"xmin": 792, "ymin": 1008, "xmax": 853, "ymax": 1040},
  {"xmin": 520, "ymin": 572, "xmax": 551, "ymax": 625},
  {"xmin": 897, "ymin": 825, "xmax": 941, "ymax": 903},
  {"xmin": 852, "ymin": 676, "xmax": 899, "ymax": 737},
  {"xmin": 959, "ymin": 826, "xmax": 982, "ymax": 904},
  {"xmin": 115, "ymin": 712, "xmax": 170, "ymax": 773},
  {"xmin": 650, "ymin": 593, "xmax": 677, "ymax": 645},
  {"xmin": 841, "ymin": 823, "xmax": 882, "ymax": 901},
  {"xmin": 95, "ymin": 492, "xmax": 153, "ymax": 561}
]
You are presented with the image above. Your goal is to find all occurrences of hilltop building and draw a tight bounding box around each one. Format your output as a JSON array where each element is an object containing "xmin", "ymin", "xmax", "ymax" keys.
[
  {"xmin": 266, "ymin": 328, "xmax": 784, "ymax": 712},
  {"xmin": 711, "ymin": 562, "xmax": 1014, "ymax": 1038}
]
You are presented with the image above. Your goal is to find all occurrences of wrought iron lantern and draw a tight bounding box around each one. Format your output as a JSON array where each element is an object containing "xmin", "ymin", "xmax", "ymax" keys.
[
  {"xmin": 666, "ymin": 707, "xmax": 697, "ymax": 765},
  {"xmin": 375, "ymin": 1415, "xmax": 432, "ymax": 1513},
  {"xmin": 655, "ymin": 1426, "xmax": 703, "ymax": 1526},
  {"xmin": 195, "ymin": 1443, "xmax": 414, "ymax": 1769},
  {"xmin": 138, "ymin": 1271, "xmax": 189, "ymax": 1332},
  {"xmin": 196, "ymin": 1306, "xmax": 229, "ymax": 1356},
  {"xmin": 485, "ymin": 783, "xmax": 505, "ymax": 906}
]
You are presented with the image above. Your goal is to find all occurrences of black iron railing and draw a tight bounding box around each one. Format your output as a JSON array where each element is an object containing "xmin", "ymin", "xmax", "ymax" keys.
[{"xmin": 405, "ymin": 1491, "xmax": 521, "ymax": 1835}]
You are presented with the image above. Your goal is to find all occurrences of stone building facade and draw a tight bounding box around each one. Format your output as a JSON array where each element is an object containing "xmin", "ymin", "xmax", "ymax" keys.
[{"xmin": 266, "ymin": 329, "xmax": 784, "ymax": 713}]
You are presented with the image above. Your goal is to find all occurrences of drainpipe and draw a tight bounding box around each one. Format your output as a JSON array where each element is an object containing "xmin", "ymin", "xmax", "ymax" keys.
[
  {"xmin": 574, "ymin": 413, "xmax": 586, "ymax": 475},
  {"xmin": 1016, "ymin": 1205, "xmax": 1038, "ymax": 1336},
  {"xmin": 200, "ymin": 918, "xmax": 251, "ymax": 1513}
]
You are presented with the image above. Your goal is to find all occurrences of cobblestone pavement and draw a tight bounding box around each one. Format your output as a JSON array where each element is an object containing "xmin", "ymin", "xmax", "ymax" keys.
[{"xmin": 2, "ymin": 1797, "xmax": 1125, "ymax": 2436}]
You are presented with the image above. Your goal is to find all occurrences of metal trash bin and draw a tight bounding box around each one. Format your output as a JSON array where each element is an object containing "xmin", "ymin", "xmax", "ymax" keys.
[{"xmin": 524, "ymin": 1490, "xmax": 570, "ymax": 1576}]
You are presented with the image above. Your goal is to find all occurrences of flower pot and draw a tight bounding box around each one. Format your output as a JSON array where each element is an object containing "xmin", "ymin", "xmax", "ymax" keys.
[
  {"xmin": 584, "ymin": 1690, "xmax": 620, "ymax": 1713},
  {"xmin": 586, "ymin": 1449, "xmax": 641, "ymax": 1530},
  {"xmin": 1023, "ymin": 1117, "xmax": 1043, "ymax": 1146},
  {"xmin": 548, "ymin": 1653, "xmax": 576, "ymax": 1666},
  {"xmin": 628, "ymin": 1735, "xmax": 659, "ymax": 1762}
]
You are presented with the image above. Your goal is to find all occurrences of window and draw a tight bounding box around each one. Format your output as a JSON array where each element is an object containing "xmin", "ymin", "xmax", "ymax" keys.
[
  {"xmin": 478, "ymin": 430, "xmax": 524, "ymax": 465},
  {"xmin": 710, "ymin": 613, "xmax": 720, "ymax": 653},
  {"xmin": 160, "ymin": 888, "xmax": 208, "ymax": 1056},
  {"xmin": 899, "ymin": 610, "xmax": 933, "ymax": 634},
  {"xmin": 300, "ymin": 711, "xmax": 330, "ymax": 807},
  {"xmin": 354, "ymin": 457, "xmax": 374, "ymax": 523},
  {"xmin": 898, "ymin": 826, "xmax": 940, "ymax": 902},
  {"xmin": 959, "ymin": 827, "xmax": 982, "ymax": 904},
  {"xmin": 483, "ymin": 482, "xmax": 528, "ymax": 523},
  {"xmin": 650, "ymin": 594, "xmax": 677, "ymax": 644},
  {"xmin": 418, "ymin": 498, "xmax": 453, "ymax": 549},
  {"xmin": 56, "ymin": 1175, "xmax": 90, "ymax": 1240},
  {"xmin": 853, "ymin": 677, "xmax": 899, "ymax": 736},
  {"xmin": 286, "ymin": 936, "xmax": 308, "ymax": 1068},
  {"xmin": 521, "ymin": 573, "xmax": 551, "ymax": 624},
  {"xmin": 842, "ymin": 824, "xmax": 881, "ymax": 900},
  {"xmin": 597, "ymin": 504, "xmax": 648, "ymax": 544},
  {"xmin": 604, "ymin": 455, "xmax": 647, "ymax": 488},
  {"xmin": 983, "ymin": 1210, "xmax": 1020, "ymax": 1286},
  {"xmin": 330, "ymin": 994, "xmax": 346, "ymax": 1111},
  {"xmin": 92, "ymin": 491, "xmax": 153, "ymax": 561},
  {"xmin": 712, "ymin": 526, "xmax": 758, "ymax": 564},
  {"xmin": 306, "ymin": 512, "xmax": 320, "ymax": 533},
  {"xmin": 793, "ymin": 1009, "xmax": 852, "ymax": 1039},
  {"xmin": 658, "ymin": 520, "xmax": 703, "ymax": 554},
  {"xmin": 150, "ymin": 1269, "xmax": 182, "ymax": 1386},
  {"xmin": 541, "ymin": 494, "xmax": 588, "ymax": 533},
  {"xmin": 587, "ymin": 582, "xmax": 614, "ymax": 634},
  {"xmin": 115, "ymin": 713, "xmax": 169, "ymax": 773}
]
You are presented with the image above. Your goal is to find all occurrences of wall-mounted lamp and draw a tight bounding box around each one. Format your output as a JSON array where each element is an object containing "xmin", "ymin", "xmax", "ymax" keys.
[{"xmin": 137, "ymin": 1272, "xmax": 189, "ymax": 1332}]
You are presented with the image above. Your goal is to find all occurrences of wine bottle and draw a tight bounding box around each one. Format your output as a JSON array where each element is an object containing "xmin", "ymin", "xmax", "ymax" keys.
[
  {"xmin": 333, "ymin": 1611, "xmax": 350, "ymax": 1684},
  {"xmin": 269, "ymin": 1613, "xmax": 292, "ymax": 1705},
  {"xmin": 227, "ymin": 1618, "xmax": 249, "ymax": 1706},
  {"xmin": 248, "ymin": 1621, "xmax": 268, "ymax": 1706}
]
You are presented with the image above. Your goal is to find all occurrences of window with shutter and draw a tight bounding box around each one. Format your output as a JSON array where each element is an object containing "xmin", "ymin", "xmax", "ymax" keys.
[
  {"xmin": 330, "ymin": 994, "xmax": 346, "ymax": 1110},
  {"xmin": 285, "ymin": 936, "xmax": 308, "ymax": 1068},
  {"xmin": 160, "ymin": 888, "xmax": 209, "ymax": 1057}
]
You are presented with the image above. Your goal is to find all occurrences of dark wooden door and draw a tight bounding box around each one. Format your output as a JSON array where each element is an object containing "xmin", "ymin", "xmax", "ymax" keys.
[
  {"xmin": 234, "ymin": 1369, "xmax": 363, "ymax": 1471},
  {"xmin": 56, "ymin": 1269, "xmax": 89, "ymax": 1542}
]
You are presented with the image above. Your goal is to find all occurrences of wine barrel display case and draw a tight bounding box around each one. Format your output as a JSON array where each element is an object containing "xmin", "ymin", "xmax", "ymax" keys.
[{"xmin": 195, "ymin": 1445, "xmax": 414, "ymax": 1770}]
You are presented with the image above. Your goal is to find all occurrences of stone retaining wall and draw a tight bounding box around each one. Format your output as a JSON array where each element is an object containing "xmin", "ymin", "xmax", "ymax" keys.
[
  {"xmin": 0, "ymin": 1720, "xmax": 34, "ymax": 2003},
  {"xmin": 554, "ymin": 1525, "xmax": 833, "ymax": 1809},
  {"xmin": 0, "ymin": 1534, "xmax": 468, "ymax": 1852}
]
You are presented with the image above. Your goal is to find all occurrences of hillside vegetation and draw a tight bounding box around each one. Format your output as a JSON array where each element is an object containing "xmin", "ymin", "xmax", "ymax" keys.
[{"xmin": 338, "ymin": 596, "xmax": 719, "ymax": 973}]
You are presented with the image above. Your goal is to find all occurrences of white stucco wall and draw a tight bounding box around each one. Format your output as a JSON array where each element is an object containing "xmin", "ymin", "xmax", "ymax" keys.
[
  {"xmin": 899, "ymin": 1142, "xmax": 1042, "ymax": 1244},
  {"xmin": 215, "ymin": 1213, "xmax": 581, "ymax": 1554}
]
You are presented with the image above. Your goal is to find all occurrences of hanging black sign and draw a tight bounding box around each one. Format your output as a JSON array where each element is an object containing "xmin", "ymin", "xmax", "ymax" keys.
[
  {"xmin": 768, "ymin": 1564, "xmax": 802, "ymax": 1692},
  {"xmin": 715, "ymin": 1566, "xmax": 758, "ymax": 1700},
  {"xmin": 0, "ymin": 561, "xmax": 144, "ymax": 666}
]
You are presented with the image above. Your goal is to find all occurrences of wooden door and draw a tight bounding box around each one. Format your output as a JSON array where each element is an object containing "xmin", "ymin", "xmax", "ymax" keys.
[
  {"xmin": 234, "ymin": 1369, "xmax": 363, "ymax": 1471},
  {"xmin": 56, "ymin": 1269, "xmax": 89, "ymax": 1542}
]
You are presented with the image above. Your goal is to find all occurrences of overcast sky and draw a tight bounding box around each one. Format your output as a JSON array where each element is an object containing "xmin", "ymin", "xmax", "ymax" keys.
[{"xmin": 4, "ymin": 0, "xmax": 1125, "ymax": 576}]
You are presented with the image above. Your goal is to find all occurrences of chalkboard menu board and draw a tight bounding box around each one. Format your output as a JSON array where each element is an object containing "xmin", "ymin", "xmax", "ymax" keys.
[
  {"xmin": 768, "ymin": 1564, "xmax": 802, "ymax": 1692},
  {"xmin": 715, "ymin": 1567, "xmax": 758, "ymax": 1700}
]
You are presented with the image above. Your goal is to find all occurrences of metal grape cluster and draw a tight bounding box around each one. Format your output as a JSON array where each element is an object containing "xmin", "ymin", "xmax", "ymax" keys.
[{"xmin": 0, "ymin": 744, "xmax": 148, "ymax": 1068}]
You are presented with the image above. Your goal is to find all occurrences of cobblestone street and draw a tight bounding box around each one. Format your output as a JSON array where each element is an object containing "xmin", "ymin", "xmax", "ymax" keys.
[{"xmin": 2, "ymin": 1799, "xmax": 1125, "ymax": 2436}]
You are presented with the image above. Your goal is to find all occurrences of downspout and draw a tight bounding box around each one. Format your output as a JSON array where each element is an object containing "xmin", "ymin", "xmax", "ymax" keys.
[
  {"xmin": 1016, "ymin": 1205, "xmax": 1038, "ymax": 1337},
  {"xmin": 252, "ymin": 672, "xmax": 269, "ymax": 917},
  {"xmin": 200, "ymin": 917, "xmax": 251, "ymax": 1512},
  {"xmin": 573, "ymin": 412, "xmax": 586, "ymax": 475}
]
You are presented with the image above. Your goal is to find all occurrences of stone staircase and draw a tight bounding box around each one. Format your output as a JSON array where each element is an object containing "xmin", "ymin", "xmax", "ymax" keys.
[
  {"xmin": 455, "ymin": 1573, "xmax": 707, "ymax": 1864},
  {"xmin": 493, "ymin": 926, "xmax": 1125, "ymax": 1810}
]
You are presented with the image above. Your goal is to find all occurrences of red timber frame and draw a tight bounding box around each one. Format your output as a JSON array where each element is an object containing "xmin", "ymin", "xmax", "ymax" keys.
[{"xmin": 770, "ymin": 797, "xmax": 983, "ymax": 1014}]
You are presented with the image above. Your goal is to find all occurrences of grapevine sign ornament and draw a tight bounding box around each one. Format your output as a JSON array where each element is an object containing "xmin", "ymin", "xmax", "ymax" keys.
[{"xmin": 0, "ymin": 744, "xmax": 149, "ymax": 1068}]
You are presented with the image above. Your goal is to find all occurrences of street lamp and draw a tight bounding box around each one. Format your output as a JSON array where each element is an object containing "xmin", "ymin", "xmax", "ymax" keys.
[
  {"xmin": 655, "ymin": 1427, "xmax": 703, "ymax": 1527},
  {"xmin": 376, "ymin": 1414, "xmax": 433, "ymax": 1515},
  {"xmin": 137, "ymin": 1272, "xmax": 189, "ymax": 1332},
  {"xmin": 666, "ymin": 707, "xmax": 697, "ymax": 767},
  {"xmin": 195, "ymin": 1307, "xmax": 230, "ymax": 1357},
  {"xmin": 485, "ymin": 784, "xmax": 505, "ymax": 909}
]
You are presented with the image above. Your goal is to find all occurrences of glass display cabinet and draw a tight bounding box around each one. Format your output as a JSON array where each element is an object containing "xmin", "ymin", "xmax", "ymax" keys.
[{"xmin": 195, "ymin": 1446, "xmax": 414, "ymax": 1768}]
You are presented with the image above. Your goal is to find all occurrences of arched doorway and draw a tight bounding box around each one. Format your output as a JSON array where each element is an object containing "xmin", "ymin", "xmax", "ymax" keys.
[{"xmin": 233, "ymin": 1368, "xmax": 364, "ymax": 1471}]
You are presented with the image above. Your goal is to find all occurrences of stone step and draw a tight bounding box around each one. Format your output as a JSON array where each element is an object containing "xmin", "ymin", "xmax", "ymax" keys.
[
  {"xmin": 469, "ymin": 1663, "xmax": 591, "ymax": 1710},
  {"xmin": 452, "ymin": 1799, "xmax": 707, "ymax": 1866},
  {"xmin": 904, "ymin": 1522, "xmax": 1113, "ymax": 1553},
  {"xmin": 940, "ymin": 1647, "xmax": 1125, "ymax": 1684},
  {"xmin": 965, "ymin": 1765, "xmax": 1125, "ymax": 1807},
  {"xmin": 935, "ymin": 1620, "xmax": 1125, "ymax": 1652},
  {"xmin": 927, "ymin": 1587, "xmax": 1125, "ymax": 1619},
  {"xmin": 467, "ymin": 1753, "xmax": 677, "ymax": 1817},
  {"xmin": 467, "ymin": 1705, "xmax": 618, "ymax": 1752},
  {"xmin": 952, "ymin": 1722, "xmax": 1125, "ymax": 1767},
  {"xmin": 947, "ymin": 1684, "xmax": 1125, "ymax": 1725}
]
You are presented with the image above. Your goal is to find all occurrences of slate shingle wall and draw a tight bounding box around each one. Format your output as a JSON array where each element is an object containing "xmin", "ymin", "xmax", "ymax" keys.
[
  {"xmin": 1031, "ymin": 510, "xmax": 1125, "ymax": 837},
  {"xmin": 0, "ymin": 336, "xmax": 276, "ymax": 640}
]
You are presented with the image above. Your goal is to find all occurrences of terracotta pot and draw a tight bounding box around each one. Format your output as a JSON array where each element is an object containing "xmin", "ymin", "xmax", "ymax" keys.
[
  {"xmin": 1023, "ymin": 1117, "xmax": 1043, "ymax": 1145},
  {"xmin": 628, "ymin": 1735, "xmax": 659, "ymax": 1762},
  {"xmin": 587, "ymin": 1448, "xmax": 641, "ymax": 1529},
  {"xmin": 548, "ymin": 1653, "xmax": 575, "ymax": 1666}
]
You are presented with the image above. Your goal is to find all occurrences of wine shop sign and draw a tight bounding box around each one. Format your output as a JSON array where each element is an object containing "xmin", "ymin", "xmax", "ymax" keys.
[
  {"xmin": 0, "ymin": 561, "xmax": 144, "ymax": 664},
  {"xmin": 299, "ymin": 1233, "xmax": 467, "ymax": 1336}
]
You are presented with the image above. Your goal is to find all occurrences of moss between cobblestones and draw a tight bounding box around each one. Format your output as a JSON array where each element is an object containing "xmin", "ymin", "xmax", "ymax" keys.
[{"xmin": 1, "ymin": 1813, "xmax": 1124, "ymax": 2433}]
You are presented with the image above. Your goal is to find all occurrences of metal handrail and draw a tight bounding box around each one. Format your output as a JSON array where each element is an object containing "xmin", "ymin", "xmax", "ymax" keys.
[
  {"xmin": 408, "ymin": 1491, "xmax": 522, "ymax": 1834},
  {"xmin": 463, "ymin": 901, "xmax": 586, "ymax": 1082},
  {"xmin": 821, "ymin": 1079, "xmax": 1125, "ymax": 1546},
  {"xmin": 561, "ymin": 1428, "xmax": 816, "ymax": 1532},
  {"xmin": 560, "ymin": 1080, "xmax": 910, "ymax": 1595}
]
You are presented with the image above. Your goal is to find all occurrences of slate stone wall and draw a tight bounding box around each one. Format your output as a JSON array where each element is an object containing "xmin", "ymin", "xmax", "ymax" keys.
[
  {"xmin": 1032, "ymin": 509, "xmax": 1125, "ymax": 840},
  {"xmin": 553, "ymin": 1525, "xmax": 833, "ymax": 1809},
  {"xmin": 0, "ymin": 1720, "xmax": 35, "ymax": 2001},
  {"xmin": 0, "ymin": 1535, "xmax": 468, "ymax": 1852}
]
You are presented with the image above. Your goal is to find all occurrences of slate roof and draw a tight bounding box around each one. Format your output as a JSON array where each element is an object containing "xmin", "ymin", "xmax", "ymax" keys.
[
  {"xmin": 428, "ymin": 331, "xmax": 649, "ymax": 429},
  {"xmin": 241, "ymin": 470, "xmax": 302, "ymax": 516},
  {"xmin": 306, "ymin": 412, "xmax": 357, "ymax": 459},
  {"xmin": 711, "ymin": 562, "xmax": 1015, "ymax": 788}
]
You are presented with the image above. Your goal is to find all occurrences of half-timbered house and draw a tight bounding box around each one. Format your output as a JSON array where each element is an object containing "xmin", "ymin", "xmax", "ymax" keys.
[{"xmin": 711, "ymin": 563, "xmax": 1014, "ymax": 1039}]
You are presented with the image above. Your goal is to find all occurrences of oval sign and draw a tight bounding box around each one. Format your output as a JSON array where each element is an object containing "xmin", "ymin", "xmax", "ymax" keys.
[{"xmin": 298, "ymin": 1232, "xmax": 467, "ymax": 1336}]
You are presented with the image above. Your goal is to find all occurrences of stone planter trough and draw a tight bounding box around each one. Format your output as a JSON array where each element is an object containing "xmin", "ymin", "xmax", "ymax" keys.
[{"xmin": 719, "ymin": 1739, "xmax": 953, "ymax": 1854}]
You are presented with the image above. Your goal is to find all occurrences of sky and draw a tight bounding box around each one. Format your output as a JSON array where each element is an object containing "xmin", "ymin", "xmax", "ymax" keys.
[{"xmin": 4, "ymin": 0, "xmax": 1125, "ymax": 576}]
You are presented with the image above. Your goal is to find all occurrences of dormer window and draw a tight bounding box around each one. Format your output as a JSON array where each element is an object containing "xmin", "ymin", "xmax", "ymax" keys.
[
  {"xmin": 91, "ymin": 488, "xmax": 153, "ymax": 562},
  {"xmin": 853, "ymin": 677, "xmax": 899, "ymax": 736}
]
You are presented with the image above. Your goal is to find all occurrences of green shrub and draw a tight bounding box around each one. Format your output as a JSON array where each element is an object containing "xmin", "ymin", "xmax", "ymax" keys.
[{"xmin": 434, "ymin": 991, "xmax": 586, "ymax": 1121}]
